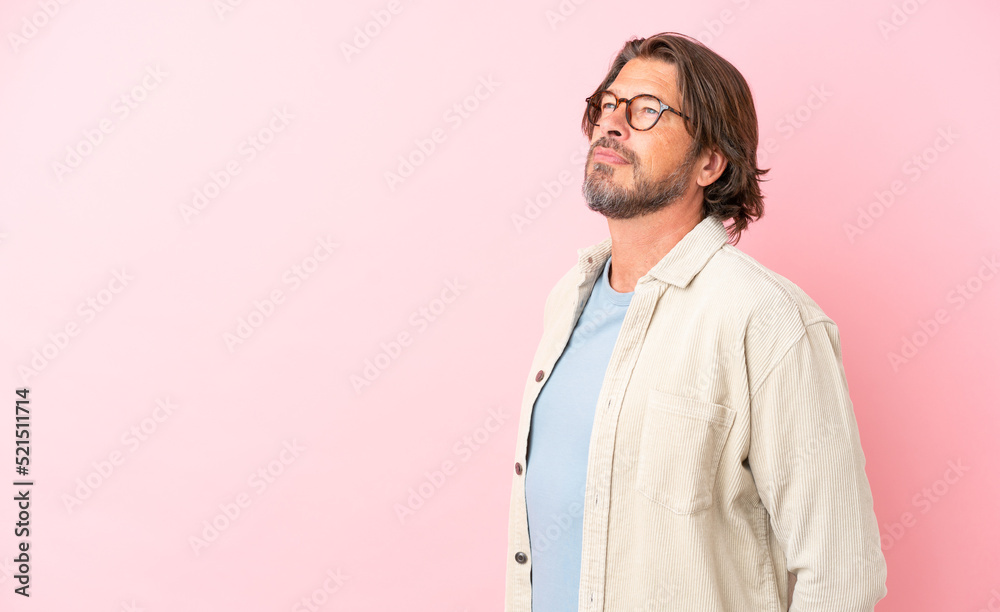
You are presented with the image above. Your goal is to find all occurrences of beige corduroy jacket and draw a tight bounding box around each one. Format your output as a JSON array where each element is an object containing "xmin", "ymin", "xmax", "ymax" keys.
[{"xmin": 504, "ymin": 214, "xmax": 887, "ymax": 611}]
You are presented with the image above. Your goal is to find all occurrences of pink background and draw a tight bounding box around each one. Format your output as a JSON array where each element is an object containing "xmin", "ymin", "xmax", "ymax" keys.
[{"xmin": 1, "ymin": 0, "xmax": 998, "ymax": 609}]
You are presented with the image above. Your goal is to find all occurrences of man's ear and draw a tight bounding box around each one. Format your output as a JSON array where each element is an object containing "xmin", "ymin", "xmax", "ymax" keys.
[{"xmin": 696, "ymin": 145, "xmax": 728, "ymax": 188}]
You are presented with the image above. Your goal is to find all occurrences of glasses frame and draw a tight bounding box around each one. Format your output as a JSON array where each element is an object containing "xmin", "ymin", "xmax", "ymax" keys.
[{"xmin": 585, "ymin": 90, "xmax": 691, "ymax": 131}]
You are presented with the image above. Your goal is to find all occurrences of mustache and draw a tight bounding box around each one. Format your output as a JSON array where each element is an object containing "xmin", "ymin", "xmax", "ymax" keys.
[{"xmin": 590, "ymin": 138, "xmax": 635, "ymax": 164}]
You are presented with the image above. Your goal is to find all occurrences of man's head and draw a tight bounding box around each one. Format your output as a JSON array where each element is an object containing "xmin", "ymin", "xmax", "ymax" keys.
[{"xmin": 581, "ymin": 32, "xmax": 768, "ymax": 244}]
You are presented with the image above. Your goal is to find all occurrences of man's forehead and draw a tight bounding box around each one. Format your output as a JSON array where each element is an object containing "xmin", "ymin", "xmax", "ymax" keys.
[{"xmin": 608, "ymin": 58, "xmax": 679, "ymax": 100}]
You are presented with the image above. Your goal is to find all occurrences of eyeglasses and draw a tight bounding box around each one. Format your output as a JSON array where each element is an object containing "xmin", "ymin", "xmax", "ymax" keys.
[{"xmin": 585, "ymin": 90, "xmax": 691, "ymax": 131}]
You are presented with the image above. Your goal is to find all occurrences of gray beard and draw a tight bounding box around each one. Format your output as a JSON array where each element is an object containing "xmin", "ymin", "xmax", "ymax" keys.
[{"xmin": 583, "ymin": 147, "xmax": 698, "ymax": 219}]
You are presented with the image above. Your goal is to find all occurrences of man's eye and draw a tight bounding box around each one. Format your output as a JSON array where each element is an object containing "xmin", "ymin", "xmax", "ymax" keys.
[
  {"xmin": 640, "ymin": 106, "xmax": 659, "ymax": 116},
  {"xmin": 601, "ymin": 103, "xmax": 616, "ymax": 112}
]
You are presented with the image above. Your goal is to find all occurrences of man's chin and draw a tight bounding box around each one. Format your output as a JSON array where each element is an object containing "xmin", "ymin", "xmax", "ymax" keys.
[
  {"xmin": 585, "ymin": 201, "xmax": 642, "ymax": 220},
  {"xmin": 585, "ymin": 171, "xmax": 633, "ymax": 194},
  {"xmin": 590, "ymin": 161, "xmax": 632, "ymax": 177}
]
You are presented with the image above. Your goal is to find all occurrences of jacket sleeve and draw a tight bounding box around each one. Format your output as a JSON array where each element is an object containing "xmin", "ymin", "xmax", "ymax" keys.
[{"xmin": 747, "ymin": 319, "xmax": 887, "ymax": 611}]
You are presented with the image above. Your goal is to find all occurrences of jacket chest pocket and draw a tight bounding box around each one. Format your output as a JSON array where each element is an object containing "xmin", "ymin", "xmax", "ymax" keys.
[{"xmin": 634, "ymin": 389, "xmax": 736, "ymax": 514}]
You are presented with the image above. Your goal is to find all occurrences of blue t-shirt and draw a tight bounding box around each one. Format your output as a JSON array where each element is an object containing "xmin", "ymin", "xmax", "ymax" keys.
[{"xmin": 525, "ymin": 255, "xmax": 634, "ymax": 611}]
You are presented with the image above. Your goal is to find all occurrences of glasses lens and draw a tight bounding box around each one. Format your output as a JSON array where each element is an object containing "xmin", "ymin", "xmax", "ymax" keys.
[
  {"xmin": 588, "ymin": 91, "xmax": 617, "ymax": 125},
  {"xmin": 628, "ymin": 95, "xmax": 662, "ymax": 130}
]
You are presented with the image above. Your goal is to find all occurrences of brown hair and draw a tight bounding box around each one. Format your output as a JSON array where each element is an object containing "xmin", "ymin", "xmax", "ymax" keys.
[{"xmin": 581, "ymin": 32, "xmax": 768, "ymax": 244}]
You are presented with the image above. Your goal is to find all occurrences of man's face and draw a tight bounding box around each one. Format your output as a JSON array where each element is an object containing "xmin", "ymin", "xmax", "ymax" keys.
[{"xmin": 583, "ymin": 57, "xmax": 699, "ymax": 219}]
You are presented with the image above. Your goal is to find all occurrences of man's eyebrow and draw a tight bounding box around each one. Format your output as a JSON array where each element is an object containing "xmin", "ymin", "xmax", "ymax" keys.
[{"xmin": 606, "ymin": 87, "xmax": 666, "ymax": 101}]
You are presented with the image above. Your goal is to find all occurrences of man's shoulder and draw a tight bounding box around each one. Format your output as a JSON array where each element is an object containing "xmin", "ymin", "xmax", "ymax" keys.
[
  {"xmin": 540, "ymin": 240, "xmax": 837, "ymax": 333},
  {"xmin": 709, "ymin": 244, "xmax": 835, "ymax": 329},
  {"xmin": 707, "ymin": 245, "xmax": 843, "ymax": 390}
]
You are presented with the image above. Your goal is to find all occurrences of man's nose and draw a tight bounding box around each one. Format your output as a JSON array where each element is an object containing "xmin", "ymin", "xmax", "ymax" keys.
[{"xmin": 600, "ymin": 103, "xmax": 629, "ymax": 139}]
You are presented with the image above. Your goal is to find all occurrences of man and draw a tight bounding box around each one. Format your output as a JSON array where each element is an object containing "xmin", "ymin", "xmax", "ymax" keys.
[{"xmin": 504, "ymin": 32, "xmax": 887, "ymax": 611}]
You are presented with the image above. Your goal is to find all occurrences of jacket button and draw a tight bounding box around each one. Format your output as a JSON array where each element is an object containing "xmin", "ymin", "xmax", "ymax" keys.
[
  {"xmin": 587, "ymin": 256, "xmax": 593, "ymax": 263},
  {"xmin": 535, "ymin": 370, "xmax": 545, "ymax": 382},
  {"xmin": 515, "ymin": 551, "xmax": 528, "ymax": 564},
  {"xmin": 515, "ymin": 462, "xmax": 523, "ymax": 475}
]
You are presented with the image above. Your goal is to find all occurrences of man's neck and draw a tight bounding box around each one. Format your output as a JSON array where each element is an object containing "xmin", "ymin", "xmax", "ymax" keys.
[{"xmin": 606, "ymin": 205, "xmax": 704, "ymax": 293}]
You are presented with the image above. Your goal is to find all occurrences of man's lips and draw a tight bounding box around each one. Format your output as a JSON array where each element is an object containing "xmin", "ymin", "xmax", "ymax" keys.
[{"xmin": 592, "ymin": 147, "xmax": 629, "ymax": 165}]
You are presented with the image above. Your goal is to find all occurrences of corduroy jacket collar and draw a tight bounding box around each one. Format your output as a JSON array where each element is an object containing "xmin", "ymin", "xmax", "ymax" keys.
[{"xmin": 572, "ymin": 214, "xmax": 731, "ymax": 290}]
